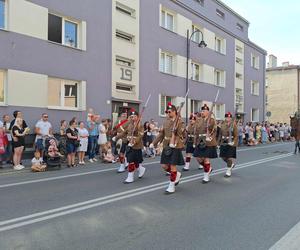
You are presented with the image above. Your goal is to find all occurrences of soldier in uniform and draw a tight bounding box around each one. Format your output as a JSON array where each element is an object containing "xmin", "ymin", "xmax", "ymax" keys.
[
  {"xmin": 113, "ymin": 111, "xmax": 129, "ymax": 173},
  {"xmin": 151, "ymin": 102, "xmax": 185, "ymax": 194},
  {"xmin": 183, "ymin": 113, "xmax": 197, "ymax": 171},
  {"xmin": 218, "ymin": 112, "xmax": 238, "ymax": 177},
  {"xmin": 193, "ymin": 104, "xmax": 218, "ymax": 184},
  {"xmin": 290, "ymin": 112, "xmax": 300, "ymax": 154},
  {"xmin": 113, "ymin": 109, "xmax": 145, "ymax": 183}
]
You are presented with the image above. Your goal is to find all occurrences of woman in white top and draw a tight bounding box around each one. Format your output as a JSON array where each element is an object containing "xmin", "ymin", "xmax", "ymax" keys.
[
  {"xmin": 77, "ymin": 121, "xmax": 89, "ymax": 165},
  {"xmin": 98, "ymin": 119, "xmax": 108, "ymax": 159}
]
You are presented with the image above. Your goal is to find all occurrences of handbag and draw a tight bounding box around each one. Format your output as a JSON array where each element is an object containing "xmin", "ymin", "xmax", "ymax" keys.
[{"xmin": 73, "ymin": 140, "xmax": 80, "ymax": 147}]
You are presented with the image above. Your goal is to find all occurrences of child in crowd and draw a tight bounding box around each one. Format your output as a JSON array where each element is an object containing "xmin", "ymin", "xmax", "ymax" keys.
[
  {"xmin": 31, "ymin": 151, "xmax": 46, "ymax": 172},
  {"xmin": 102, "ymin": 142, "xmax": 116, "ymax": 163},
  {"xmin": 48, "ymin": 138, "xmax": 62, "ymax": 157}
]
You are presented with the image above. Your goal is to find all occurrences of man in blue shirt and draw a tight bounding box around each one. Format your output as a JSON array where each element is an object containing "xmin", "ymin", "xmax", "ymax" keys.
[{"xmin": 87, "ymin": 115, "xmax": 99, "ymax": 162}]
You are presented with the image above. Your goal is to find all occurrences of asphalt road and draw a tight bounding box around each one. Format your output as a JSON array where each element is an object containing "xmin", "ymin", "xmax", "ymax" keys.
[{"xmin": 0, "ymin": 142, "xmax": 299, "ymax": 250}]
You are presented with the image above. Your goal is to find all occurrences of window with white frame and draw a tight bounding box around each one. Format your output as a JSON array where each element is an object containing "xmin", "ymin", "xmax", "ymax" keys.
[
  {"xmin": 251, "ymin": 108, "xmax": 259, "ymax": 122},
  {"xmin": 0, "ymin": 70, "xmax": 5, "ymax": 103},
  {"xmin": 215, "ymin": 36, "xmax": 226, "ymax": 54},
  {"xmin": 191, "ymin": 99, "xmax": 202, "ymax": 113},
  {"xmin": 216, "ymin": 9, "xmax": 225, "ymax": 19},
  {"xmin": 214, "ymin": 69, "xmax": 225, "ymax": 87},
  {"xmin": 236, "ymin": 45, "xmax": 243, "ymax": 53},
  {"xmin": 48, "ymin": 13, "xmax": 80, "ymax": 48},
  {"xmin": 116, "ymin": 30, "xmax": 135, "ymax": 43},
  {"xmin": 160, "ymin": 9, "xmax": 174, "ymax": 32},
  {"xmin": 0, "ymin": 0, "xmax": 5, "ymax": 29},
  {"xmin": 236, "ymin": 23, "xmax": 244, "ymax": 31},
  {"xmin": 191, "ymin": 62, "xmax": 201, "ymax": 81},
  {"xmin": 236, "ymin": 57, "xmax": 243, "ymax": 64},
  {"xmin": 160, "ymin": 95, "xmax": 174, "ymax": 116},
  {"xmin": 116, "ymin": 56, "xmax": 134, "ymax": 68},
  {"xmin": 160, "ymin": 51, "xmax": 174, "ymax": 74},
  {"xmin": 236, "ymin": 73, "xmax": 243, "ymax": 79},
  {"xmin": 214, "ymin": 104, "xmax": 225, "ymax": 120},
  {"xmin": 251, "ymin": 54, "xmax": 259, "ymax": 69},
  {"xmin": 116, "ymin": 2, "xmax": 136, "ymax": 17},
  {"xmin": 191, "ymin": 25, "xmax": 203, "ymax": 43},
  {"xmin": 251, "ymin": 80, "xmax": 259, "ymax": 95},
  {"xmin": 48, "ymin": 78, "xmax": 82, "ymax": 109}
]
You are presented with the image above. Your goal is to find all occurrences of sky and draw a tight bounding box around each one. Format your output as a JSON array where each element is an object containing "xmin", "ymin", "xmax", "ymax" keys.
[{"xmin": 221, "ymin": 0, "xmax": 300, "ymax": 66}]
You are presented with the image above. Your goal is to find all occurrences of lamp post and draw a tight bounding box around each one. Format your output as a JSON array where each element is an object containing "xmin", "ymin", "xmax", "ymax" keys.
[{"xmin": 186, "ymin": 29, "xmax": 207, "ymax": 123}]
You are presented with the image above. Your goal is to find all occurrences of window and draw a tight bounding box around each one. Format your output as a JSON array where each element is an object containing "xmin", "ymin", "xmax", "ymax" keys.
[
  {"xmin": 251, "ymin": 108, "xmax": 259, "ymax": 122},
  {"xmin": 235, "ymin": 88, "xmax": 243, "ymax": 104},
  {"xmin": 160, "ymin": 51, "xmax": 174, "ymax": 74},
  {"xmin": 251, "ymin": 54, "xmax": 260, "ymax": 69},
  {"xmin": 214, "ymin": 69, "xmax": 225, "ymax": 87},
  {"xmin": 214, "ymin": 104, "xmax": 225, "ymax": 120},
  {"xmin": 216, "ymin": 9, "xmax": 225, "ymax": 19},
  {"xmin": 48, "ymin": 14, "xmax": 80, "ymax": 48},
  {"xmin": 191, "ymin": 99, "xmax": 202, "ymax": 113},
  {"xmin": 48, "ymin": 78, "xmax": 81, "ymax": 109},
  {"xmin": 116, "ymin": 30, "xmax": 134, "ymax": 43},
  {"xmin": 0, "ymin": 0, "xmax": 5, "ymax": 29},
  {"xmin": 236, "ymin": 45, "xmax": 243, "ymax": 53},
  {"xmin": 215, "ymin": 36, "xmax": 226, "ymax": 54},
  {"xmin": 251, "ymin": 80, "xmax": 259, "ymax": 96},
  {"xmin": 116, "ymin": 83, "xmax": 134, "ymax": 92},
  {"xmin": 64, "ymin": 20, "xmax": 77, "ymax": 48},
  {"xmin": 236, "ymin": 73, "xmax": 243, "ymax": 79},
  {"xmin": 236, "ymin": 57, "xmax": 243, "ymax": 64},
  {"xmin": 194, "ymin": 0, "xmax": 204, "ymax": 5},
  {"xmin": 160, "ymin": 95, "xmax": 174, "ymax": 116},
  {"xmin": 191, "ymin": 25, "xmax": 202, "ymax": 43},
  {"xmin": 161, "ymin": 9, "xmax": 174, "ymax": 32},
  {"xmin": 116, "ymin": 2, "xmax": 135, "ymax": 17},
  {"xmin": 191, "ymin": 63, "xmax": 201, "ymax": 81},
  {"xmin": 236, "ymin": 23, "xmax": 244, "ymax": 31},
  {"xmin": 116, "ymin": 56, "xmax": 134, "ymax": 67},
  {"xmin": 0, "ymin": 70, "xmax": 5, "ymax": 103}
]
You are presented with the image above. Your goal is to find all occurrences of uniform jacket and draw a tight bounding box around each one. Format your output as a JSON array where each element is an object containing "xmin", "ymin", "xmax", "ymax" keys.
[
  {"xmin": 194, "ymin": 116, "xmax": 217, "ymax": 147},
  {"xmin": 218, "ymin": 120, "xmax": 238, "ymax": 147},
  {"xmin": 114, "ymin": 119, "xmax": 129, "ymax": 143},
  {"xmin": 153, "ymin": 117, "xmax": 185, "ymax": 149},
  {"xmin": 115, "ymin": 122, "xmax": 144, "ymax": 149}
]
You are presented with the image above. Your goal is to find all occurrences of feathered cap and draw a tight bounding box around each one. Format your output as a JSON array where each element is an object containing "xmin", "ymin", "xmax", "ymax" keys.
[
  {"xmin": 225, "ymin": 112, "xmax": 232, "ymax": 118},
  {"xmin": 201, "ymin": 104, "xmax": 209, "ymax": 111},
  {"xmin": 165, "ymin": 102, "xmax": 176, "ymax": 113},
  {"xmin": 129, "ymin": 108, "xmax": 139, "ymax": 116}
]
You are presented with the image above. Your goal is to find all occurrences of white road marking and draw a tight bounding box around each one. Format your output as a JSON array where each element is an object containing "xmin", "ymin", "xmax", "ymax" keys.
[
  {"xmin": 0, "ymin": 143, "xmax": 292, "ymax": 189},
  {"xmin": 269, "ymin": 219, "xmax": 300, "ymax": 250},
  {"xmin": 0, "ymin": 152, "xmax": 293, "ymax": 232}
]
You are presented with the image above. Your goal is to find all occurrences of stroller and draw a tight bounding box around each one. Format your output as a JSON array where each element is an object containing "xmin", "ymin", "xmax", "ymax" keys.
[{"xmin": 43, "ymin": 136, "xmax": 62, "ymax": 169}]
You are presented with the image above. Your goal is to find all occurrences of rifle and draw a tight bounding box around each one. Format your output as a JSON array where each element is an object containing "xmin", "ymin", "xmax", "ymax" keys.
[
  {"xmin": 206, "ymin": 89, "xmax": 220, "ymax": 141},
  {"xmin": 169, "ymin": 90, "xmax": 189, "ymax": 147},
  {"xmin": 128, "ymin": 94, "xmax": 151, "ymax": 145}
]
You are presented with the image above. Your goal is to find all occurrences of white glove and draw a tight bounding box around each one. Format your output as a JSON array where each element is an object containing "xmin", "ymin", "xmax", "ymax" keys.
[
  {"xmin": 112, "ymin": 137, "xmax": 116, "ymax": 142},
  {"xmin": 228, "ymin": 142, "xmax": 234, "ymax": 146},
  {"xmin": 169, "ymin": 143, "xmax": 176, "ymax": 148},
  {"xmin": 149, "ymin": 143, "xmax": 154, "ymax": 149},
  {"xmin": 128, "ymin": 143, "xmax": 133, "ymax": 147},
  {"xmin": 193, "ymin": 144, "xmax": 196, "ymax": 148}
]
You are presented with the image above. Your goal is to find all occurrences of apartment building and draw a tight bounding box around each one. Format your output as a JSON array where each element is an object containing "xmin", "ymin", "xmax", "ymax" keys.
[{"xmin": 0, "ymin": 0, "xmax": 266, "ymax": 129}]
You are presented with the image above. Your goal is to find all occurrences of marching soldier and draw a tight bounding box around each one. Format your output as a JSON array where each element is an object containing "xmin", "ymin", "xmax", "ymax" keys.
[
  {"xmin": 193, "ymin": 104, "xmax": 218, "ymax": 184},
  {"xmin": 183, "ymin": 114, "xmax": 197, "ymax": 171},
  {"xmin": 218, "ymin": 112, "xmax": 238, "ymax": 177},
  {"xmin": 113, "ymin": 111, "xmax": 129, "ymax": 173},
  {"xmin": 151, "ymin": 102, "xmax": 185, "ymax": 194},
  {"xmin": 113, "ymin": 109, "xmax": 146, "ymax": 183}
]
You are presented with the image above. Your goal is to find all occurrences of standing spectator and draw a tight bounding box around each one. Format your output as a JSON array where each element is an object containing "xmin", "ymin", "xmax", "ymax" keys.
[
  {"xmin": 11, "ymin": 118, "xmax": 29, "ymax": 170},
  {"xmin": 283, "ymin": 123, "xmax": 289, "ymax": 141},
  {"xmin": 66, "ymin": 120, "xmax": 79, "ymax": 167},
  {"xmin": 9, "ymin": 111, "xmax": 28, "ymax": 130},
  {"xmin": 244, "ymin": 122, "xmax": 250, "ymax": 144},
  {"xmin": 0, "ymin": 126, "xmax": 8, "ymax": 165},
  {"xmin": 238, "ymin": 122, "xmax": 244, "ymax": 146},
  {"xmin": 87, "ymin": 115, "xmax": 99, "ymax": 163},
  {"xmin": 2, "ymin": 115, "xmax": 12, "ymax": 164},
  {"xmin": 98, "ymin": 119, "xmax": 108, "ymax": 159},
  {"xmin": 255, "ymin": 123, "xmax": 262, "ymax": 143},
  {"xmin": 77, "ymin": 121, "xmax": 89, "ymax": 165},
  {"xmin": 59, "ymin": 120, "xmax": 68, "ymax": 157},
  {"xmin": 279, "ymin": 123, "xmax": 284, "ymax": 142},
  {"xmin": 34, "ymin": 113, "xmax": 52, "ymax": 155},
  {"xmin": 261, "ymin": 124, "xmax": 268, "ymax": 144}
]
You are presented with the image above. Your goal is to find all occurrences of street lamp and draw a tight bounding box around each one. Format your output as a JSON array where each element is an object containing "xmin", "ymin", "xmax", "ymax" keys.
[{"xmin": 186, "ymin": 29, "xmax": 207, "ymax": 123}]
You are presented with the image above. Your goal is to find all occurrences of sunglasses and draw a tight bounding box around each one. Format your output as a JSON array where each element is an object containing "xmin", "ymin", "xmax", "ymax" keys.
[
  {"xmin": 166, "ymin": 111, "xmax": 172, "ymax": 114},
  {"xmin": 43, "ymin": 116, "xmax": 48, "ymax": 118}
]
